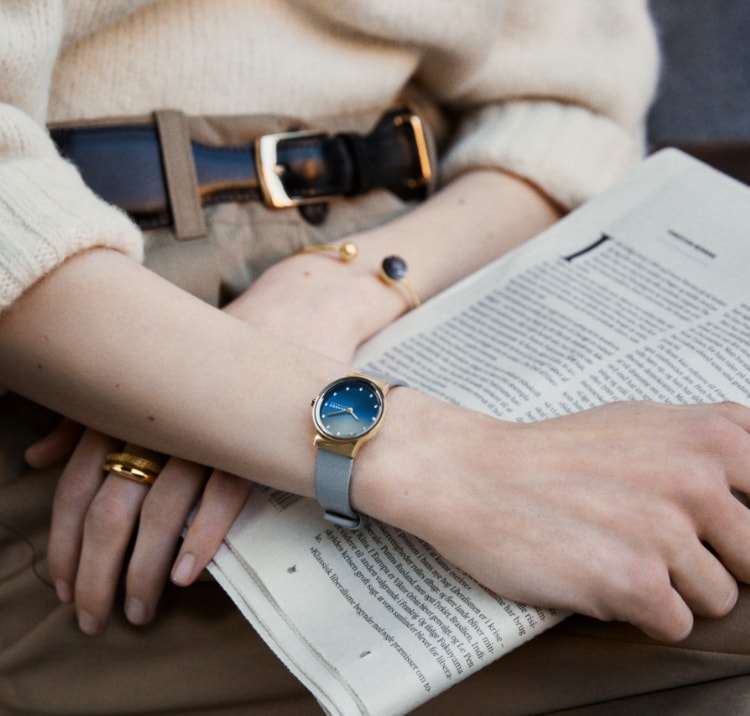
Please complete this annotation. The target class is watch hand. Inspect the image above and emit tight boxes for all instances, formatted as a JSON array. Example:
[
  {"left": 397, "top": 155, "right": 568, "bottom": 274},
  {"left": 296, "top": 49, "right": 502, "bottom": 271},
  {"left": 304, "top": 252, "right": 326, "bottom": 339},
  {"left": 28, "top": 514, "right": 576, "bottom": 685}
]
[
  {"left": 323, "top": 409, "right": 349, "bottom": 418},
  {"left": 322, "top": 407, "right": 360, "bottom": 420}
]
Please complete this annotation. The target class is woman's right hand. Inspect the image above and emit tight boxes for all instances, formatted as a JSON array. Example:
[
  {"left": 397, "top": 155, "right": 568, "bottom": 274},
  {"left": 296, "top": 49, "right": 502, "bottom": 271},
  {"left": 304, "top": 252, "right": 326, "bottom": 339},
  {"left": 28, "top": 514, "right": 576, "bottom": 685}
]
[{"left": 365, "top": 393, "right": 750, "bottom": 643}]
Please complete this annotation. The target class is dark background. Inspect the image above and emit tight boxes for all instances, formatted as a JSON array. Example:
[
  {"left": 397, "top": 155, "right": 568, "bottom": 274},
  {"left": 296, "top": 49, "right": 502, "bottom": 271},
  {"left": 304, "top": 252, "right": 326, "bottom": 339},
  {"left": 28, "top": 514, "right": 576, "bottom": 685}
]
[{"left": 647, "top": 0, "right": 750, "bottom": 181}]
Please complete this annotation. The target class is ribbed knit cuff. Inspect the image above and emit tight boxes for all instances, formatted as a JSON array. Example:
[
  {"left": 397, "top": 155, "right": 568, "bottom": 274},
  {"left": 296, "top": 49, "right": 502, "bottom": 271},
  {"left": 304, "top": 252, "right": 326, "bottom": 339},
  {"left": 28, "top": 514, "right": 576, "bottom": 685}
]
[
  {"left": 0, "top": 156, "right": 143, "bottom": 309},
  {"left": 441, "top": 101, "right": 648, "bottom": 210}
]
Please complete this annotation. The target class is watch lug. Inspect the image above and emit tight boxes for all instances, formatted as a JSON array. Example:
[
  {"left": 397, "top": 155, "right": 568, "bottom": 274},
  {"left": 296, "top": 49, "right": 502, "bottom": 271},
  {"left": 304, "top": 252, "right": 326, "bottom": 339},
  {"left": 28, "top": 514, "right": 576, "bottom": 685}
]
[
  {"left": 313, "top": 435, "right": 358, "bottom": 458},
  {"left": 349, "top": 371, "right": 390, "bottom": 393}
]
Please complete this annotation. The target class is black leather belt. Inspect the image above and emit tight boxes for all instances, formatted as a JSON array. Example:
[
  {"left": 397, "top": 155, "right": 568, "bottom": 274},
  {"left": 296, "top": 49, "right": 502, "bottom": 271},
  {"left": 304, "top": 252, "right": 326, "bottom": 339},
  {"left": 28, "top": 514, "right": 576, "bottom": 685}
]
[{"left": 50, "top": 108, "right": 433, "bottom": 238}]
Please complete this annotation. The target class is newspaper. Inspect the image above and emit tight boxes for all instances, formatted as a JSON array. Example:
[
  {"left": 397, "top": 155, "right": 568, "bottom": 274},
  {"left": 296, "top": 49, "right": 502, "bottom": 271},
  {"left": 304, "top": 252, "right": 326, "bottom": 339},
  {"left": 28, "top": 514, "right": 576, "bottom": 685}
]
[{"left": 210, "top": 150, "right": 750, "bottom": 714}]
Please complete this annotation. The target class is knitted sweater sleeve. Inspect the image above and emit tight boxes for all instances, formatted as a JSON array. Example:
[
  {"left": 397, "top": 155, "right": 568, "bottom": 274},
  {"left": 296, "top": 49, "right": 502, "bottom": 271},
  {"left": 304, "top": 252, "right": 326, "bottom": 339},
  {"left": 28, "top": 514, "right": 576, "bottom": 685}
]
[
  {"left": 0, "top": 2, "right": 143, "bottom": 311},
  {"left": 420, "top": 0, "right": 660, "bottom": 209}
]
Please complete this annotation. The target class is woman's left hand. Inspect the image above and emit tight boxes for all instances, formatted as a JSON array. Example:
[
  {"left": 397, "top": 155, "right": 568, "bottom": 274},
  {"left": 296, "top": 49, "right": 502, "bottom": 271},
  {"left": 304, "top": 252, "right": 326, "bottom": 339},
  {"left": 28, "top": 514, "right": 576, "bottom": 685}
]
[{"left": 32, "top": 425, "right": 250, "bottom": 634}]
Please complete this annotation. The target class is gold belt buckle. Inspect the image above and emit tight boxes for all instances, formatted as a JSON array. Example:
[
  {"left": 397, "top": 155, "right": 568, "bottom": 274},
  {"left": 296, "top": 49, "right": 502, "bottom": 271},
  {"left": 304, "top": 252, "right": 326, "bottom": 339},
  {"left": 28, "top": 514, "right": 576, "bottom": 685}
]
[
  {"left": 255, "top": 129, "right": 327, "bottom": 209},
  {"left": 256, "top": 111, "right": 433, "bottom": 209},
  {"left": 392, "top": 111, "right": 433, "bottom": 189}
]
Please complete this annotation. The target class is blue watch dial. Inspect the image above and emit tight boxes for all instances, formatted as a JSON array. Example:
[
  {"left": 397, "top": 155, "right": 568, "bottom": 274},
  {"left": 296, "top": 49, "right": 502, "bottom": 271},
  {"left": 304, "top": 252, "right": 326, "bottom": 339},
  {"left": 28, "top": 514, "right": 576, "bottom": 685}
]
[{"left": 314, "top": 376, "right": 384, "bottom": 440}]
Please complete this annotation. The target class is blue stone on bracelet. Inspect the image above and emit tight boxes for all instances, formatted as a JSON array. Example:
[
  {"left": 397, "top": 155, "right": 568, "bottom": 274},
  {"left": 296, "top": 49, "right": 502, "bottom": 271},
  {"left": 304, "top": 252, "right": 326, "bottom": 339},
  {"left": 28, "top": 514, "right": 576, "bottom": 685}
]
[{"left": 381, "top": 255, "right": 408, "bottom": 280}]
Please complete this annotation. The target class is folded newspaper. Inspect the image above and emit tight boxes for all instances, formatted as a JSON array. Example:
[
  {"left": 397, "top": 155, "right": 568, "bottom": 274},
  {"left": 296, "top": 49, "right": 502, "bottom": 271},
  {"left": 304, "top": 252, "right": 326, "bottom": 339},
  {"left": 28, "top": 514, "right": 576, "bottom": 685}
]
[{"left": 209, "top": 149, "right": 750, "bottom": 714}]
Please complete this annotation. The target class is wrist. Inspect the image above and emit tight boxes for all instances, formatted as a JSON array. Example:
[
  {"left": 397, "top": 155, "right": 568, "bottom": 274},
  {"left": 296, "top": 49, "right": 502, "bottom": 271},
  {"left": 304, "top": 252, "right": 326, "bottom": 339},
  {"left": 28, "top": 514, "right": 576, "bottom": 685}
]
[
  {"left": 308, "top": 376, "right": 430, "bottom": 533},
  {"left": 351, "top": 387, "right": 528, "bottom": 545},
  {"left": 356, "top": 388, "right": 466, "bottom": 541},
  {"left": 288, "top": 240, "right": 413, "bottom": 339}
]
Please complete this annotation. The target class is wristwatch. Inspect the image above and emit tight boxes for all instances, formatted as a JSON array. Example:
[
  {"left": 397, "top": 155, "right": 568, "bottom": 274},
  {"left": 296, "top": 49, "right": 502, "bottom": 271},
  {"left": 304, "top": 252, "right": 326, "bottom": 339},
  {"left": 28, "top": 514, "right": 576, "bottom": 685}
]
[{"left": 311, "top": 372, "right": 403, "bottom": 529}]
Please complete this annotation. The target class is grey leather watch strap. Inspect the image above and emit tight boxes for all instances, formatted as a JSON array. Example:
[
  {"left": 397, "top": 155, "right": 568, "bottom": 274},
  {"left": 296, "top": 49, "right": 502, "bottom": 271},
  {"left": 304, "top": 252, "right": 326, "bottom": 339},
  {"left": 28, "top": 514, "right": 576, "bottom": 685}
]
[{"left": 315, "top": 449, "right": 361, "bottom": 529}]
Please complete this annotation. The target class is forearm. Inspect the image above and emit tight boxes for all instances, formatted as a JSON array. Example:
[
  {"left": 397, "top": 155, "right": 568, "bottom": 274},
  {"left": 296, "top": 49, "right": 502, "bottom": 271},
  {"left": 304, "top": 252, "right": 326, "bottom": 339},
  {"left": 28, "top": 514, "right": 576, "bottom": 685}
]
[
  {"left": 0, "top": 246, "right": 504, "bottom": 539},
  {"left": 8, "top": 219, "right": 750, "bottom": 648},
  {"left": 357, "top": 168, "right": 562, "bottom": 302},
  {"left": 0, "top": 168, "right": 557, "bottom": 501},
  {"left": 0, "top": 249, "right": 343, "bottom": 496},
  {"left": 236, "top": 169, "right": 563, "bottom": 356}
]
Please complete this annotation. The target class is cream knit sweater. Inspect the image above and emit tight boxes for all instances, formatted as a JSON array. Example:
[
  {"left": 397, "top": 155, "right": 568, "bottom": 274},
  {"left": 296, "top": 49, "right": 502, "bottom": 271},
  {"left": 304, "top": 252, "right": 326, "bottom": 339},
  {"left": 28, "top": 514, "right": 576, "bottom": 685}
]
[{"left": 0, "top": 0, "right": 659, "bottom": 309}]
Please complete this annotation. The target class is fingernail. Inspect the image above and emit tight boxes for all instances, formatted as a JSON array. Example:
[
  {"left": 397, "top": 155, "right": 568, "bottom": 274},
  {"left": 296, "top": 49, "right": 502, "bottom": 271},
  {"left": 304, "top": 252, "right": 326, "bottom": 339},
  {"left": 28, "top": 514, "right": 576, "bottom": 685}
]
[
  {"left": 55, "top": 579, "right": 73, "bottom": 603},
  {"left": 78, "top": 610, "right": 100, "bottom": 636},
  {"left": 125, "top": 597, "right": 150, "bottom": 626},
  {"left": 171, "top": 553, "right": 196, "bottom": 586}
]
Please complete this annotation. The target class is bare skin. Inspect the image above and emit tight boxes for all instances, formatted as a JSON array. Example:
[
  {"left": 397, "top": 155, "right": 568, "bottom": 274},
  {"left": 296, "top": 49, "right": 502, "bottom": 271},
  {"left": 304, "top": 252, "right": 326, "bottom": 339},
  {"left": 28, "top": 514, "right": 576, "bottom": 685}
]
[{"left": 10, "top": 170, "right": 750, "bottom": 642}]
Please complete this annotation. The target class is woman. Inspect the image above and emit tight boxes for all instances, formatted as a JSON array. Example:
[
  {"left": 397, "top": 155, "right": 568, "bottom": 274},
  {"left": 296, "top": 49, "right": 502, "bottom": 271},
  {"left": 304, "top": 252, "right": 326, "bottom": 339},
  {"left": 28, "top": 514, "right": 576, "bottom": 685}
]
[{"left": 2, "top": 2, "right": 750, "bottom": 714}]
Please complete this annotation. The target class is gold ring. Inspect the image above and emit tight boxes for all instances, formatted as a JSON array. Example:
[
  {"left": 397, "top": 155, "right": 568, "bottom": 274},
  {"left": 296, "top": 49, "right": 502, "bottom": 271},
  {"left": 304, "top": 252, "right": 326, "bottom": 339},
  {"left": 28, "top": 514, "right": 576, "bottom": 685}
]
[
  {"left": 102, "top": 452, "right": 163, "bottom": 486},
  {"left": 378, "top": 255, "right": 420, "bottom": 309},
  {"left": 293, "top": 241, "right": 358, "bottom": 262}
]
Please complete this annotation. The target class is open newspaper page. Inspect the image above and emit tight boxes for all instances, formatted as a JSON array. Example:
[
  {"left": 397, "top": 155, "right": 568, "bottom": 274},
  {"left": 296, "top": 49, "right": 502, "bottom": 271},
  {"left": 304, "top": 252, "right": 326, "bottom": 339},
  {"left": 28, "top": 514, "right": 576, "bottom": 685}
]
[{"left": 209, "top": 150, "right": 750, "bottom": 715}]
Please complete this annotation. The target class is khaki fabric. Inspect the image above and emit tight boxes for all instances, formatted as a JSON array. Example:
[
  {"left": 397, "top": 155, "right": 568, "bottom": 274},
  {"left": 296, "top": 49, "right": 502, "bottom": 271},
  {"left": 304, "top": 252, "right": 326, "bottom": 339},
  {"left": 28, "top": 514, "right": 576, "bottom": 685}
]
[
  {"left": 416, "top": 604, "right": 750, "bottom": 715},
  {"left": 4, "top": 394, "right": 750, "bottom": 715},
  {"left": 2, "top": 189, "right": 750, "bottom": 714},
  {"left": 0, "top": 395, "right": 317, "bottom": 716},
  {"left": 143, "top": 189, "right": 411, "bottom": 307}
]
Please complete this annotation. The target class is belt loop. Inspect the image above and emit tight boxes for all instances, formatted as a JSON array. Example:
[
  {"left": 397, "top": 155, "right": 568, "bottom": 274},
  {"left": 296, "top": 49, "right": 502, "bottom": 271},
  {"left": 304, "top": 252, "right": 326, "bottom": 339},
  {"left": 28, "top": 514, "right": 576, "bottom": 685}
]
[{"left": 154, "top": 109, "right": 207, "bottom": 240}]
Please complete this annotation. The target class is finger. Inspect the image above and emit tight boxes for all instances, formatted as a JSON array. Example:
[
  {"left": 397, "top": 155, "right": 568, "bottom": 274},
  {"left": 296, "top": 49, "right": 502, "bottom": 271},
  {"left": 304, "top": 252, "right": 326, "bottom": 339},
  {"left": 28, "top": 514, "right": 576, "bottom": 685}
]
[
  {"left": 123, "top": 458, "right": 208, "bottom": 626},
  {"left": 25, "top": 417, "right": 85, "bottom": 468},
  {"left": 713, "top": 400, "right": 750, "bottom": 434},
  {"left": 701, "top": 493, "right": 750, "bottom": 586},
  {"left": 603, "top": 557, "right": 695, "bottom": 642},
  {"left": 660, "top": 404, "right": 750, "bottom": 590},
  {"left": 171, "top": 470, "right": 253, "bottom": 586},
  {"left": 74, "top": 471, "right": 150, "bottom": 635},
  {"left": 669, "top": 536, "right": 738, "bottom": 619},
  {"left": 47, "top": 429, "right": 121, "bottom": 603},
  {"left": 692, "top": 403, "right": 750, "bottom": 495},
  {"left": 631, "top": 586, "right": 695, "bottom": 643}
]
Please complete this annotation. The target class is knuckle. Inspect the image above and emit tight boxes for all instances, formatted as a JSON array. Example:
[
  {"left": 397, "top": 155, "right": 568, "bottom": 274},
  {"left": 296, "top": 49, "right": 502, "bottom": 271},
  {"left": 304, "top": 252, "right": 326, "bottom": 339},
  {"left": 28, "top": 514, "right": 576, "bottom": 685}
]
[
  {"left": 625, "top": 555, "right": 672, "bottom": 605},
  {"left": 629, "top": 555, "right": 669, "bottom": 597},
  {"left": 53, "top": 486, "right": 86, "bottom": 516},
  {"left": 139, "top": 492, "right": 167, "bottom": 527},
  {"left": 718, "top": 400, "right": 749, "bottom": 417},
  {"left": 672, "top": 415, "right": 746, "bottom": 498},
  {"left": 85, "top": 493, "right": 133, "bottom": 536},
  {"left": 126, "top": 559, "right": 158, "bottom": 591},
  {"left": 590, "top": 553, "right": 662, "bottom": 621},
  {"left": 693, "top": 411, "right": 744, "bottom": 454},
  {"left": 139, "top": 491, "right": 189, "bottom": 538},
  {"left": 55, "top": 467, "right": 95, "bottom": 505}
]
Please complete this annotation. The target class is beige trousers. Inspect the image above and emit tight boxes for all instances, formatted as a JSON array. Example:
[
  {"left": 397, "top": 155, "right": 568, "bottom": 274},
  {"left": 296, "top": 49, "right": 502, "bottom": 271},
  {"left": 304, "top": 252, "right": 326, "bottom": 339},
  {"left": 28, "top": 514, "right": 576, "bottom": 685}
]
[{"left": 2, "top": 188, "right": 750, "bottom": 715}]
